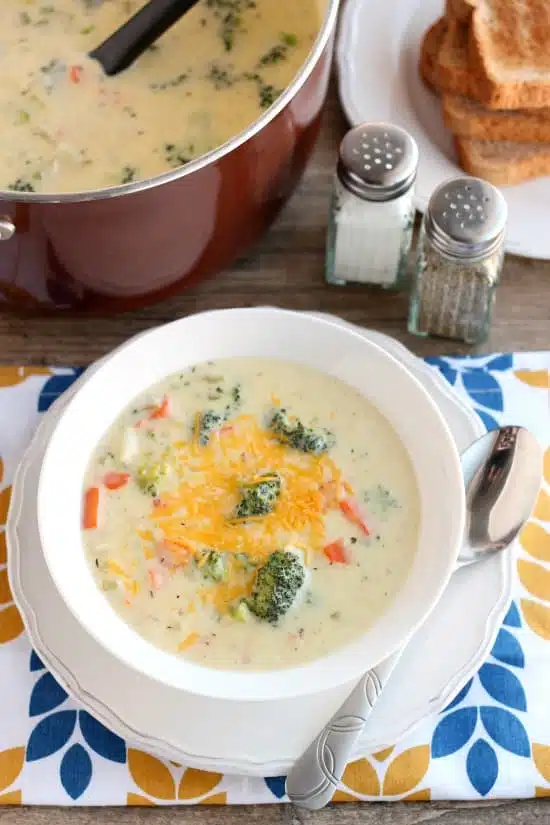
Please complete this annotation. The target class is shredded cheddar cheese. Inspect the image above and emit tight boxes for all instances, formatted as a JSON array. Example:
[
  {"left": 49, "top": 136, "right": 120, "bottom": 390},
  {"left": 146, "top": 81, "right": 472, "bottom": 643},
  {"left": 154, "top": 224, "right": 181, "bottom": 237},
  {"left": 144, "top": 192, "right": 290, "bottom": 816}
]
[
  {"left": 200, "top": 578, "right": 253, "bottom": 614},
  {"left": 107, "top": 561, "right": 130, "bottom": 580},
  {"left": 150, "top": 414, "right": 343, "bottom": 562},
  {"left": 178, "top": 632, "right": 199, "bottom": 651}
]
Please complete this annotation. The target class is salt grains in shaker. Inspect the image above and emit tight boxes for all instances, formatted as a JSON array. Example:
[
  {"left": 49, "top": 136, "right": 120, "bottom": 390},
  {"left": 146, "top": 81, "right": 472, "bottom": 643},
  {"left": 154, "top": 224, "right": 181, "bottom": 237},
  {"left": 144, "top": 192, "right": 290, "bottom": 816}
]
[
  {"left": 408, "top": 177, "right": 507, "bottom": 344},
  {"left": 325, "top": 123, "right": 418, "bottom": 288}
]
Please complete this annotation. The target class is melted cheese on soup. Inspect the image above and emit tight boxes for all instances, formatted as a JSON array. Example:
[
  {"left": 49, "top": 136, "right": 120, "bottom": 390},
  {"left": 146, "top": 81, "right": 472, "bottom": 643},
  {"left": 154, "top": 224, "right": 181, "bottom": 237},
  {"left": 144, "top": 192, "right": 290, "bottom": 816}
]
[
  {"left": 83, "top": 358, "right": 420, "bottom": 671},
  {"left": 0, "top": 0, "right": 321, "bottom": 194}
]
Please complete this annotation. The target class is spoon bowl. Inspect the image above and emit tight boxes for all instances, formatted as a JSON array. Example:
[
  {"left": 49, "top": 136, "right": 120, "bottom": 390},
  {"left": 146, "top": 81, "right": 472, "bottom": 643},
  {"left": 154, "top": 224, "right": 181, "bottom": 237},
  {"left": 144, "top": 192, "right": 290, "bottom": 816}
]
[{"left": 458, "top": 426, "right": 543, "bottom": 567}]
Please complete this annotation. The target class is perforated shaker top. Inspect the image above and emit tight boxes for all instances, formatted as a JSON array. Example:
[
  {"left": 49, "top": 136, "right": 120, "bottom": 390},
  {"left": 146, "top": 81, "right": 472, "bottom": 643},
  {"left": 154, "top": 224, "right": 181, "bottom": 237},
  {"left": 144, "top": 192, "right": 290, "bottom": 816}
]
[
  {"left": 424, "top": 177, "right": 508, "bottom": 260},
  {"left": 337, "top": 123, "right": 419, "bottom": 202}
]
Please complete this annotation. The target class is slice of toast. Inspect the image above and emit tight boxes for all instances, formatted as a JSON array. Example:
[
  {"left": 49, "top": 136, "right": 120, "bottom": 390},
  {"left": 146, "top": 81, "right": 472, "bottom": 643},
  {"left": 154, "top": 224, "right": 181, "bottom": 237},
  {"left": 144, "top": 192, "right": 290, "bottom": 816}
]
[
  {"left": 468, "top": 0, "right": 550, "bottom": 109},
  {"left": 456, "top": 136, "right": 550, "bottom": 184},
  {"left": 420, "top": 18, "right": 446, "bottom": 91},
  {"left": 436, "top": 19, "right": 472, "bottom": 97},
  {"left": 443, "top": 94, "right": 550, "bottom": 142}
]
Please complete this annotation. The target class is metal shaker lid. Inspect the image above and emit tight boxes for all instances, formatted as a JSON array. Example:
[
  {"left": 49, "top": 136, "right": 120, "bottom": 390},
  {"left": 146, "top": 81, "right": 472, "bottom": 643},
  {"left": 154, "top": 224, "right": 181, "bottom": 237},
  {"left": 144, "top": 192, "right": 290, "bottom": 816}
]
[
  {"left": 424, "top": 176, "right": 508, "bottom": 260},
  {"left": 337, "top": 122, "right": 418, "bottom": 202}
]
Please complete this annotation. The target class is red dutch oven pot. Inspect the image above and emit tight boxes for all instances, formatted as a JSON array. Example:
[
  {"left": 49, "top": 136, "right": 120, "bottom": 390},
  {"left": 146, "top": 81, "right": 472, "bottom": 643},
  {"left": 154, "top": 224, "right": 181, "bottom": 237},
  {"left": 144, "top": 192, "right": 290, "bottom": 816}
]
[{"left": 0, "top": 0, "right": 339, "bottom": 314}]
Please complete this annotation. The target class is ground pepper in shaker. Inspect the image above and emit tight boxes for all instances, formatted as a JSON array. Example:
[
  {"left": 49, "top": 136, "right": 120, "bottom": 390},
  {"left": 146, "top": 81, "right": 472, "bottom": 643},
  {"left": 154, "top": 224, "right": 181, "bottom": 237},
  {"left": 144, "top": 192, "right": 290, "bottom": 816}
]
[
  {"left": 325, "top": 123, "right": 418, "bottom": 288},
  {"left": 408, "top": 176, "right": 507, "bottom": 344}
]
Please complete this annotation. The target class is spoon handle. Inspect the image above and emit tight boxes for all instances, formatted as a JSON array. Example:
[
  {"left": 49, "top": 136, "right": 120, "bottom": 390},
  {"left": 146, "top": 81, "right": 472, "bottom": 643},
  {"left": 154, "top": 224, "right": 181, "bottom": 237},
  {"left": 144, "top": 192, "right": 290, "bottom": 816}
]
[
  {"left": 90, "top": 0, "right": 200, "bottom": 76},
  {"left": 285, "top": 655, "right": 400, "bottom": 809}
]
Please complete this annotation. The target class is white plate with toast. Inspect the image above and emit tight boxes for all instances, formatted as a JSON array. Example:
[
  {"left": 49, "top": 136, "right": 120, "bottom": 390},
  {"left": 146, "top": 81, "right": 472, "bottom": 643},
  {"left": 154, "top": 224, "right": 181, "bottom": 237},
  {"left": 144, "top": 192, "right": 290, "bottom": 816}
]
[{"left": 336, "top": 0, "right": 550, "bottom": 259}]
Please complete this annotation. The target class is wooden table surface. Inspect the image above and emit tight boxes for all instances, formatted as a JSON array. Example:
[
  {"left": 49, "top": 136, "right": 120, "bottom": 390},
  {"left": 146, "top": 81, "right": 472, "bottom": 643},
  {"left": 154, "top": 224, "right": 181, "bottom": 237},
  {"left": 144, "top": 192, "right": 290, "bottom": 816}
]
[{"left": 1, "top": 82, "right": 549, "bottom": 825}]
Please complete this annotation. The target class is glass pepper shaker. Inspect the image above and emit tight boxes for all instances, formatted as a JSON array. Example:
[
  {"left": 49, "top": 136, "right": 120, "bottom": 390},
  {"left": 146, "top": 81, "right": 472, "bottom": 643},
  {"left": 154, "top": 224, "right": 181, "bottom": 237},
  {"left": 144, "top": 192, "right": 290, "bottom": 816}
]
[
  {"left": 325, "top": 122, "right": 419, "bottom": 289},
  {"left": 408, "top": 176, "right": 507, "bottom": 344}
]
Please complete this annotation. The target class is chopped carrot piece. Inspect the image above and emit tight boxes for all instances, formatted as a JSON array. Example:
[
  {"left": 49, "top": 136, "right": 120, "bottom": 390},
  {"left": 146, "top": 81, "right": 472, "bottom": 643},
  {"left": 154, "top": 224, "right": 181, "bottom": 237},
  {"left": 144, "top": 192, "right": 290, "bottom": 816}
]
[
  {"left": 161, "top": 540, "right": 192, "bottom": 566},
  {"left": 148, "top": 567, "right": 164, "bottom": 591},
  {"left": 339, "top": 497, "right": 370, "bottom": 536},
  {"left": 83, "top": 487, "right": 100, "bottom": 529},
  {"left": 219, "top": 425, "right": 234, "bottom": 436},
  {"left": 178, "top": 632, "right": 199, "bottom": 651},
  {"left": 149, "top": 395, "right": 171, "bottom": 420},
  {"left": 134, "top": 395, "right": 172, "bottom": 428},
  {"left": 323, "top": 539, "right": 348, "bottom": 564},
  {"left": 103, "top": 471, "right": 130, "bottom": 490},
  {"left": 69, "top": 65, "right": 82, "bottom": 84}
]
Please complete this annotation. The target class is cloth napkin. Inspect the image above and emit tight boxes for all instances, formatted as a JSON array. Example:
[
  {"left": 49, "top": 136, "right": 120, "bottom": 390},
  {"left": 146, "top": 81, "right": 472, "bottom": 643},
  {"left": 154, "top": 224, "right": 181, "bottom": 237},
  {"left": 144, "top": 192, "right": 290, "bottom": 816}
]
[{"left": 0, "top": 351, "right": 548, "bottom": 805}]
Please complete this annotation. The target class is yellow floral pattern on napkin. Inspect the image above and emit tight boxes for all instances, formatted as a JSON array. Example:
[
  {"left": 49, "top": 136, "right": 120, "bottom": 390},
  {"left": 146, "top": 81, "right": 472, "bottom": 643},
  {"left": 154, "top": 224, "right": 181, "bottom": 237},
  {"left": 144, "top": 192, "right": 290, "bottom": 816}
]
[
  {"left": 520, "top": 449, "right": 550, "bottom": 641},
  {"left": 127, "top": 751, "right": 225, "bottom": 805}
]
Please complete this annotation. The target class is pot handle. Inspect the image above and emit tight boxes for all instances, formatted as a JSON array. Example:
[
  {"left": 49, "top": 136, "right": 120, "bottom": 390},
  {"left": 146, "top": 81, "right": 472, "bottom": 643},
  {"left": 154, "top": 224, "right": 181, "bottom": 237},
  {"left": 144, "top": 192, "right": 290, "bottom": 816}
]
[{"left": 0, "top": 216, "right": 16, "bottom": 241}]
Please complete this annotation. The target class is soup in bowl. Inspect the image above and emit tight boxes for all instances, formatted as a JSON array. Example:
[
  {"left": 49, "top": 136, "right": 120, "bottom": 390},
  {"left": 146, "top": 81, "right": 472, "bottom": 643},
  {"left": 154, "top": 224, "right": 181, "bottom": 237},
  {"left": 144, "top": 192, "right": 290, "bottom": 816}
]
[{"left": 38, "top": 309, "right": 465, "bottom": 700}]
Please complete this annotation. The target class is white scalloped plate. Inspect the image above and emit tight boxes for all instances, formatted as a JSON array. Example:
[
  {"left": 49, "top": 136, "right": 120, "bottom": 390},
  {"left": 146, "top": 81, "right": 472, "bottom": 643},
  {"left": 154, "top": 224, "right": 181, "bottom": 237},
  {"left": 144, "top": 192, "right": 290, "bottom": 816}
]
[
  {"left": 7, "top": 317, "right": 512, "bottom": 776},
  {"left": 336, "top": 0, "right": 550, "bottom": 260}
]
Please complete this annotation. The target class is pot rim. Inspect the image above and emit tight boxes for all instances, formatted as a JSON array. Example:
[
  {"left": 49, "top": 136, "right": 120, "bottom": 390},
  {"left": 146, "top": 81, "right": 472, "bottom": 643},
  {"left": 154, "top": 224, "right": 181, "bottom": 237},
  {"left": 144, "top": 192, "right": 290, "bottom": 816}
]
[{"left": 0, "top": 0, "right": 340, "bottom": 206}]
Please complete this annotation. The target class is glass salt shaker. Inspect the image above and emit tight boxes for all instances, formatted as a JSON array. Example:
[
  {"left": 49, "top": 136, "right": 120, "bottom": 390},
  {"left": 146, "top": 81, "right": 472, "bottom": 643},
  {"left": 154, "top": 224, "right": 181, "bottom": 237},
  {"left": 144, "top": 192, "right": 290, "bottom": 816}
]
[
  {"left": 325, "top": 122, "right": 418, "bottom": 289},
  {"left": 408, "top": 177, "right": 507, "bottom": 344}
]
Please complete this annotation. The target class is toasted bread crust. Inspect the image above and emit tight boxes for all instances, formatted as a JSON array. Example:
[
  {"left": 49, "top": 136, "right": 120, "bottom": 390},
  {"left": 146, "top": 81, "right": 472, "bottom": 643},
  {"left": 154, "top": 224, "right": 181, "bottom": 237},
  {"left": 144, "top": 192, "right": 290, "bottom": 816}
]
[
  {"left": 443, "top": 94, "right": 550, "bottom": 142},
  {"left": 456, "top": 136, "right": 550, "bottom": 184},
  {"left": 445, "top": 0, "right": 477, "bottom": 23},
  {"left": 420, "top": 18, "right": 446, "bottom": 91}
]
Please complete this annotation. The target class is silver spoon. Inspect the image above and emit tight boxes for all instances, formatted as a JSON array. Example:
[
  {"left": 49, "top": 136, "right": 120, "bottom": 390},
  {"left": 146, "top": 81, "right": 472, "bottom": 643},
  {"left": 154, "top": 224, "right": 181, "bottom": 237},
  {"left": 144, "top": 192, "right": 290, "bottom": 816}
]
[{"left": 286, "top": 425, "right": 542, "bottom": 810}]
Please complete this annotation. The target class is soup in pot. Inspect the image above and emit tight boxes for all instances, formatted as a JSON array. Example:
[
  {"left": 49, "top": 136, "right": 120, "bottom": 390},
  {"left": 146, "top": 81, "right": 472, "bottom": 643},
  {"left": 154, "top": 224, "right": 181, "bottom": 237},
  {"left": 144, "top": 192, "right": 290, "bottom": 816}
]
[
  {"left": 82, "top": 358, "right": 420, "bottom": 671},
  {"left": 1, "top": 0, "right": 321, "bottom": 194}
]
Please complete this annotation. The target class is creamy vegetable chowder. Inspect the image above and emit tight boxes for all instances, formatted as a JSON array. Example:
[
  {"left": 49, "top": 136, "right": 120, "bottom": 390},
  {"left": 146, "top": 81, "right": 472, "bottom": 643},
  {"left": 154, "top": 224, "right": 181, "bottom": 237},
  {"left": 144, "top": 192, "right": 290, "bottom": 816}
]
[
  {"left": 82, "top": 358, "right": 420, "bottom": 670},
  {"left": 1, "top": 0, "right": 321, "bottom": 194}
]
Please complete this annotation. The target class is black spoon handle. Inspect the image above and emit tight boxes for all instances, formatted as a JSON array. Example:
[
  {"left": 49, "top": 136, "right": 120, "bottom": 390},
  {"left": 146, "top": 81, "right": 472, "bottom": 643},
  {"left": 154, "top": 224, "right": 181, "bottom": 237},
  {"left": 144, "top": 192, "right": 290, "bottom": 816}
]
[{"left": 89, "top": 0, "right": 200, "bottom": 77}]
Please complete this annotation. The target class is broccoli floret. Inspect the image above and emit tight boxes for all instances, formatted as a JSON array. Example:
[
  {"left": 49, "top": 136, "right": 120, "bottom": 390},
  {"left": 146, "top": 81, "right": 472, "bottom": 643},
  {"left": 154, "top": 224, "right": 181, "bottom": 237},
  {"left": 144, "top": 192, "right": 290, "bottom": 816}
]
[
  {"left": 229, "top": 599, "right": 251, "bottom": 622},
  {"left": 247, "top": 550, "right": 305, "bottom": 624},
  {"left": 197, "top": 384, "right": 241, "bottom": 445},
  {"left": 270, "top": 409, "right": 334, "bottom": 455},
  {"left": 199, "top": 550, "right": 227, "bottom": 582},
  {"left": 235, "top": 474, "right": 281, "bottom": 519},
  {"left": 198, "top": 410, "right": 224, "bottom": 445},
  {"left": 135, "top": 461, "right": 167, "bottom": 496}
]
